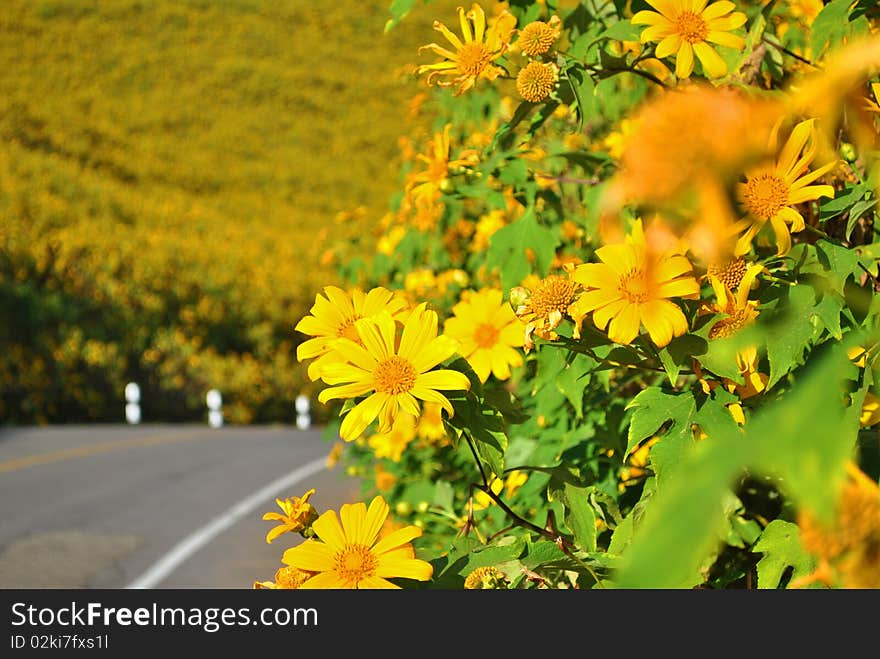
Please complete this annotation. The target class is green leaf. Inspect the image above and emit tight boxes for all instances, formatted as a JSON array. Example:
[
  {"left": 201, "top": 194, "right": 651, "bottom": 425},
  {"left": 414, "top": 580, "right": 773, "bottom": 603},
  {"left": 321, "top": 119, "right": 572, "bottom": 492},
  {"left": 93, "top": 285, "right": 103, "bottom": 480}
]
[
  {"left": 752, "top": 520, "right": 817, "bottom": 589},
  {"left": 565, "top": 67, "right": 597, "bottom": 131},
  {"left": 819, "top": 181, "right": 869, "bottom": 223},
  {"left": 384, "top": 0, "right": 417, "bottom": 32},
  {"left": 811, "top": 0, "right": 856, "bottom": 60},
  {"left": 765, "top": 284, "right": 815, "bottom": 390},
  {"left": 625, "top": 387, "right": 696, "bottom": 458},
  {"left": 599, "top": 20, "right": 642, "bottom": 42},
  {"left": 486, "top": 208, "right": 559, "bottom": 291},
  {"left": 554, "top": 353, "right": 595, "bottom": 418},
  {"left": 614, "top": 343, "right": 858, "bottom": 588},
  {"left": 657, "top": 333, "right": 708, "bottom": 385},
  {"left": 547, "top": 477, "right": 597, "bottom": 552}
]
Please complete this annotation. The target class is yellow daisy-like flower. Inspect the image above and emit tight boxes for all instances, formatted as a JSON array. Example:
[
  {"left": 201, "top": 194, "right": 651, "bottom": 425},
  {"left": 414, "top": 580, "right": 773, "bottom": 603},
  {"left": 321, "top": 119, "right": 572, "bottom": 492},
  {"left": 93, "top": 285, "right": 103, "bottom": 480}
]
[
  {"left": 632, "top": 0, "right": 748, "bottom": 79},
  {"left": 417, "top": 3, "right": 517, "bottom": 96},
  {"left": 705, "top": 261, "right": 763, "bottom": 340},
  {"left": 317, "top": 303, "right": 471, "bottom": 441},
  {"left": 416, "top": 401, "right": 448, "bottom": 444},
  {"left": 253, "top": 565, "right": 315, "bottom": 590},
  {"left": 515, "top": 16, "right": 562, "bottom": 57},
  {"left": 262, "top": 488, "right": 319, "bottom": 544},
  {"left": 516, "top": 61, "right": 558, "bottom": 103},
  {"left": 368, "top": 413, "right": 417, "bottom": 463},
  {"left": 511, "top": 273, "right": 582, "bottom": 351},
  {"left": 295, "top": 286, "right": 410, "bottom": 380},
  {"left": 733, "top": 118, "right": 837, "bottom": 256},
  {"left": 443, "top": 288, "right": 524, "bottom": 383},
  {"left": 405, "top": 124, "right": 479, "bottom": 203},
  {"left": 282, "top": 495, "right": 434, "bottom": 589},
  {"left": 568, "top": 220, "right": 700, "bottom": 348}
]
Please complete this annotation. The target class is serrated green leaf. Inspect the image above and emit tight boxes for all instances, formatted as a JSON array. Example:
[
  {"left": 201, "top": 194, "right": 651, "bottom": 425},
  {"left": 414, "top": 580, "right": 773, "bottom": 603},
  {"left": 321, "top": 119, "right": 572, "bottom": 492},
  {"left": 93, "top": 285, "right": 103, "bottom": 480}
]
[
  {"left": 752, "top": 520, "right": 817, "bottom": 589},
  {"left": 555, "top": 353, "right": 595, "bottom": 418},
  {"left": 486, "top": 209, "right": 559, "bottom": 290},
  {"left": 615, "top": 343, "right": 859, "bottom": 588},
  {"left": 625, "top": 387, "right": 696, "bottom": 458},
  {"left": 547, "top": 478, "right": 597, "bottom": 552},
  {"left": 766, "top": 284, "right": 815, "bottom": 389},
  {"left": 657, "top": 333, "right": 708, "bottom": 385}
]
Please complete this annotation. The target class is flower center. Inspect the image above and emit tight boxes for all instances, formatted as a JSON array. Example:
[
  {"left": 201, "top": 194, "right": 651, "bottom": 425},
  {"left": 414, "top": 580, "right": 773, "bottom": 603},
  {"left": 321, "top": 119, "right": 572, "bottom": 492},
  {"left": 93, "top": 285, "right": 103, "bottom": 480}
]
[
  {"left": 674, "top": 11, "right": 708, "bottom": 44},
  {"left": 709, "top": 308, "right": 752, "bottom": 339},
  {"left": 517, "top": 62, "right": 557, "bottom": 103},
  {"left": 457, "top": 41, "right": 492, "bottom": 77},
  {"left": 333, "top": 543, "right": 378, "bottom": 585},
  {"left": 337, "top": 316, "right": 362, "bottom": 343},
  {"left": 274, "top": 566, "right": 310, "bottom": 589},
  {"left": 707, "top": 257, "right": 748, "bottom": 291},
  {"left": 474, "top": 322, "right": 500, "bottom": 349},
  {"left": 529, "top": 275, "right": 578, "bottom": 318},
  {"left": 618, "top": 269, "right": 650, "bottom": 304},
  {"left": 374, "top": 356, "right": 417, "bottom": 395},
  {"left": 743, "top": 174, "right": 790, "bottom": 219},
  {"left": 519, "top": 22, "right": 556, "bottom": 56}
]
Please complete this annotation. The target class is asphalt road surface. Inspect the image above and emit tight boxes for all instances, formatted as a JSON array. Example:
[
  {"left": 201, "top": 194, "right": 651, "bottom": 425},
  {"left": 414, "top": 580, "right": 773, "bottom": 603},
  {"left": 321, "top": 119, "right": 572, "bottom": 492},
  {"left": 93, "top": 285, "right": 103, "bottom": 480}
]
[{"left": 0, "top": 424, "right": 361, "bottom": 589}]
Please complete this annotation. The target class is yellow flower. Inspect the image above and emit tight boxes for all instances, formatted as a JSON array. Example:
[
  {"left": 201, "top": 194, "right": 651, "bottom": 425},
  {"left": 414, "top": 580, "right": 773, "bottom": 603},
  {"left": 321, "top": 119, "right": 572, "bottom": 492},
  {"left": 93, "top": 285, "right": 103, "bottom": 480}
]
[
  {"left": 405, "top": 124, "right": 479, "bottom": 203},
  {"left": 569, "top": 219, "right": 700, "bottom": 348},
  {"left": 282, "top": 495, "right": 434, "bottom": 588},
  {"left": 511, "top": 273, "right": 581, "bottom": 351},
  {"left": 515, "top": 16, "right": 562, "bottom": 56},
  {"left": 374, "top": 464, "right": 397, "bottom": 492},
  {"left": 418, "top": 3, "right": 517, "bottom": 96},
  {"left": 473, "top": 470, "right": 527, "bottom": 510},
  {"left": 619, "top": 436, "right": 659, "bottom": 490},
  {"left": 705, "top": 261, "right": 763, "bottom": 340},
  {"left": 295, "top": 286, "right": 410, "bottom": 380},
  {"left": 464, "top": 565, "right": 509, "bottom": 589},
  {"left": 794, "top": 462, "right": 880, "bottom": 589},
  {"left": 472, "top": 475, "right": 504, "bottom": 510},
  {"left": 516, "top": 61, "right": 558, "bottom": 103},
  {"left": 733, "top": 118, "right": 837, "bottom": 256},
  {"left": 253, "top": 565, "right": 315, "bottom": 590},
  {"left": 603, "top": 118, "right": 637, "bottom": 160},
  {"left": 317, "top": 303, "right": 471, "bottom": 441},
  {"left": 860, "top": 391, "right": 880, "bottom": 428},
  {"left": 326, "top": 441, "right": 344, "bottom": 469},
  {"left": 368, "top": 413, "right": 417, "bottom": 462},
  {"left": 262, "top": 488, "right": 319, "bottom": 544},
  {"left": 632, "top": 0, "right": 748, "bottom": 79},
  {"left": 416, "top": 401, "right": 448, "bottom": 444},
  {"left": 443, "top": 288, "right": 524, "bottom": 382}
]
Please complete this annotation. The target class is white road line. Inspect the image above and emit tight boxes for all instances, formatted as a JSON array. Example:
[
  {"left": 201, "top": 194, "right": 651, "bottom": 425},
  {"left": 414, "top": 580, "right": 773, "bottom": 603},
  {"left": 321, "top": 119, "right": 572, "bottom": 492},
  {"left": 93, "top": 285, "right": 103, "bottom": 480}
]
[{"left": 127, "top": 456, "right": 327, "bottom": 589}]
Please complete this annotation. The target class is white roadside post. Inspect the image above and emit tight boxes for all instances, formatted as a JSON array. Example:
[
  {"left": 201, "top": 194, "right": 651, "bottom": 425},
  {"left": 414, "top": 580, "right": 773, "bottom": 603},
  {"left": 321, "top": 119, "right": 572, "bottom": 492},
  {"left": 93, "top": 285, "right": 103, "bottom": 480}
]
[
  {"left": 125, "top": 382, "right": 141, "bottom": 425},
  {"left": 206, "top": 389, "right": 223, "bottom": 429},
  {"left": 295, "top": 394, "right": 311, "bottom": 430}
]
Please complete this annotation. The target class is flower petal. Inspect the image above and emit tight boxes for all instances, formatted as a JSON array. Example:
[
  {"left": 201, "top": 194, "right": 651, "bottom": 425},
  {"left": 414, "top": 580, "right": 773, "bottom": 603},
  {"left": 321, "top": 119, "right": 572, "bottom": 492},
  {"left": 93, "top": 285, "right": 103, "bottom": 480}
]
[{"left": 283, "top": 539, "right": 335, "bottom": 572}]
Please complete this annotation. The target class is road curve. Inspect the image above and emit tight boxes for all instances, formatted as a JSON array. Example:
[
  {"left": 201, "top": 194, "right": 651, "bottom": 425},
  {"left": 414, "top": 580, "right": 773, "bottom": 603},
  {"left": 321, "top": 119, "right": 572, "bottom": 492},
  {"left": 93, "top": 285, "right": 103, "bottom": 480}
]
[{"left": 0, "top": 424, "right": 361, "bottom": 588}]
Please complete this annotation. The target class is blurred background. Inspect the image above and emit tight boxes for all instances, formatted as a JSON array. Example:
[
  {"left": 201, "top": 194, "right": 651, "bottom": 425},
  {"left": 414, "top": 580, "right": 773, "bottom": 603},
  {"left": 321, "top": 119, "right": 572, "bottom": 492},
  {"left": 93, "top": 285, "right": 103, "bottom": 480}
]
[{"left": 0, "top": 0, "right": 455, "bottom": 587}]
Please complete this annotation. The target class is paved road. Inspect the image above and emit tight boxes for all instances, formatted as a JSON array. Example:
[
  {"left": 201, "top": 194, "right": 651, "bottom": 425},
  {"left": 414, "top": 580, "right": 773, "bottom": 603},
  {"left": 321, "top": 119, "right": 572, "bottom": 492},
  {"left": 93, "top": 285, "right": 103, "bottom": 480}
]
[{"left": 0, "top": 424, "right": 361, "bottom": 589}]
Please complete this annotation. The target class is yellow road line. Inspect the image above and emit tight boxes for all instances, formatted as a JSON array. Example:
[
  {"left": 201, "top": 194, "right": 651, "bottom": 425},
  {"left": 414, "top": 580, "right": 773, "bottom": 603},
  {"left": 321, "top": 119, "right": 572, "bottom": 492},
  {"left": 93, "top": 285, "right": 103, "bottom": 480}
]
[{"left": 0, "top": 429, "right": 221, "bottom": 474}]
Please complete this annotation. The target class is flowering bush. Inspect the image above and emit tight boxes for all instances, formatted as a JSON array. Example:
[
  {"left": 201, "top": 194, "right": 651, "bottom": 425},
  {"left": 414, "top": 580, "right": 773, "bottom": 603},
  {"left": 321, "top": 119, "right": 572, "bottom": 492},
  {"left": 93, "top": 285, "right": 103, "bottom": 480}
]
[{"left": 264, "top": 0, "right": 880, "bottom": 589}]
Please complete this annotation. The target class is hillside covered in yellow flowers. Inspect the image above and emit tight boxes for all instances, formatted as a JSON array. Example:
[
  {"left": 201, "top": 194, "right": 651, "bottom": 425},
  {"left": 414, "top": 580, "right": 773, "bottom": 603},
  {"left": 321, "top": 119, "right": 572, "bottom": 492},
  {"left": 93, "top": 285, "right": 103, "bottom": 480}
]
[{"left": 0, "top": 0, "right": 456, "bottom": 423}]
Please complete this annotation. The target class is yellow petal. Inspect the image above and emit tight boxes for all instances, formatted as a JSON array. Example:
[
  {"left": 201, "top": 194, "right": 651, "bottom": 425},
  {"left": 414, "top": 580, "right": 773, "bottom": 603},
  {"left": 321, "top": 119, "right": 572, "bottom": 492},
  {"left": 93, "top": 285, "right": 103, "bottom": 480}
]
[
  {"left": 339, "top": 500, "right": 367, "bottom": 545},
  {"left": 607, "top": 303, "right": 641, "bottom": 345},
  {"left": 693, "top": 41, "right": 728, "bottom": 79},
  {"left": 283, "top": 539, "right": 335, "bottom": 572},
  {"left": 675, "top": 42, "right": 695, "bottom": 79},
  {"left": 362, "top": 496, "right": 389, "bottom": 547}
]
